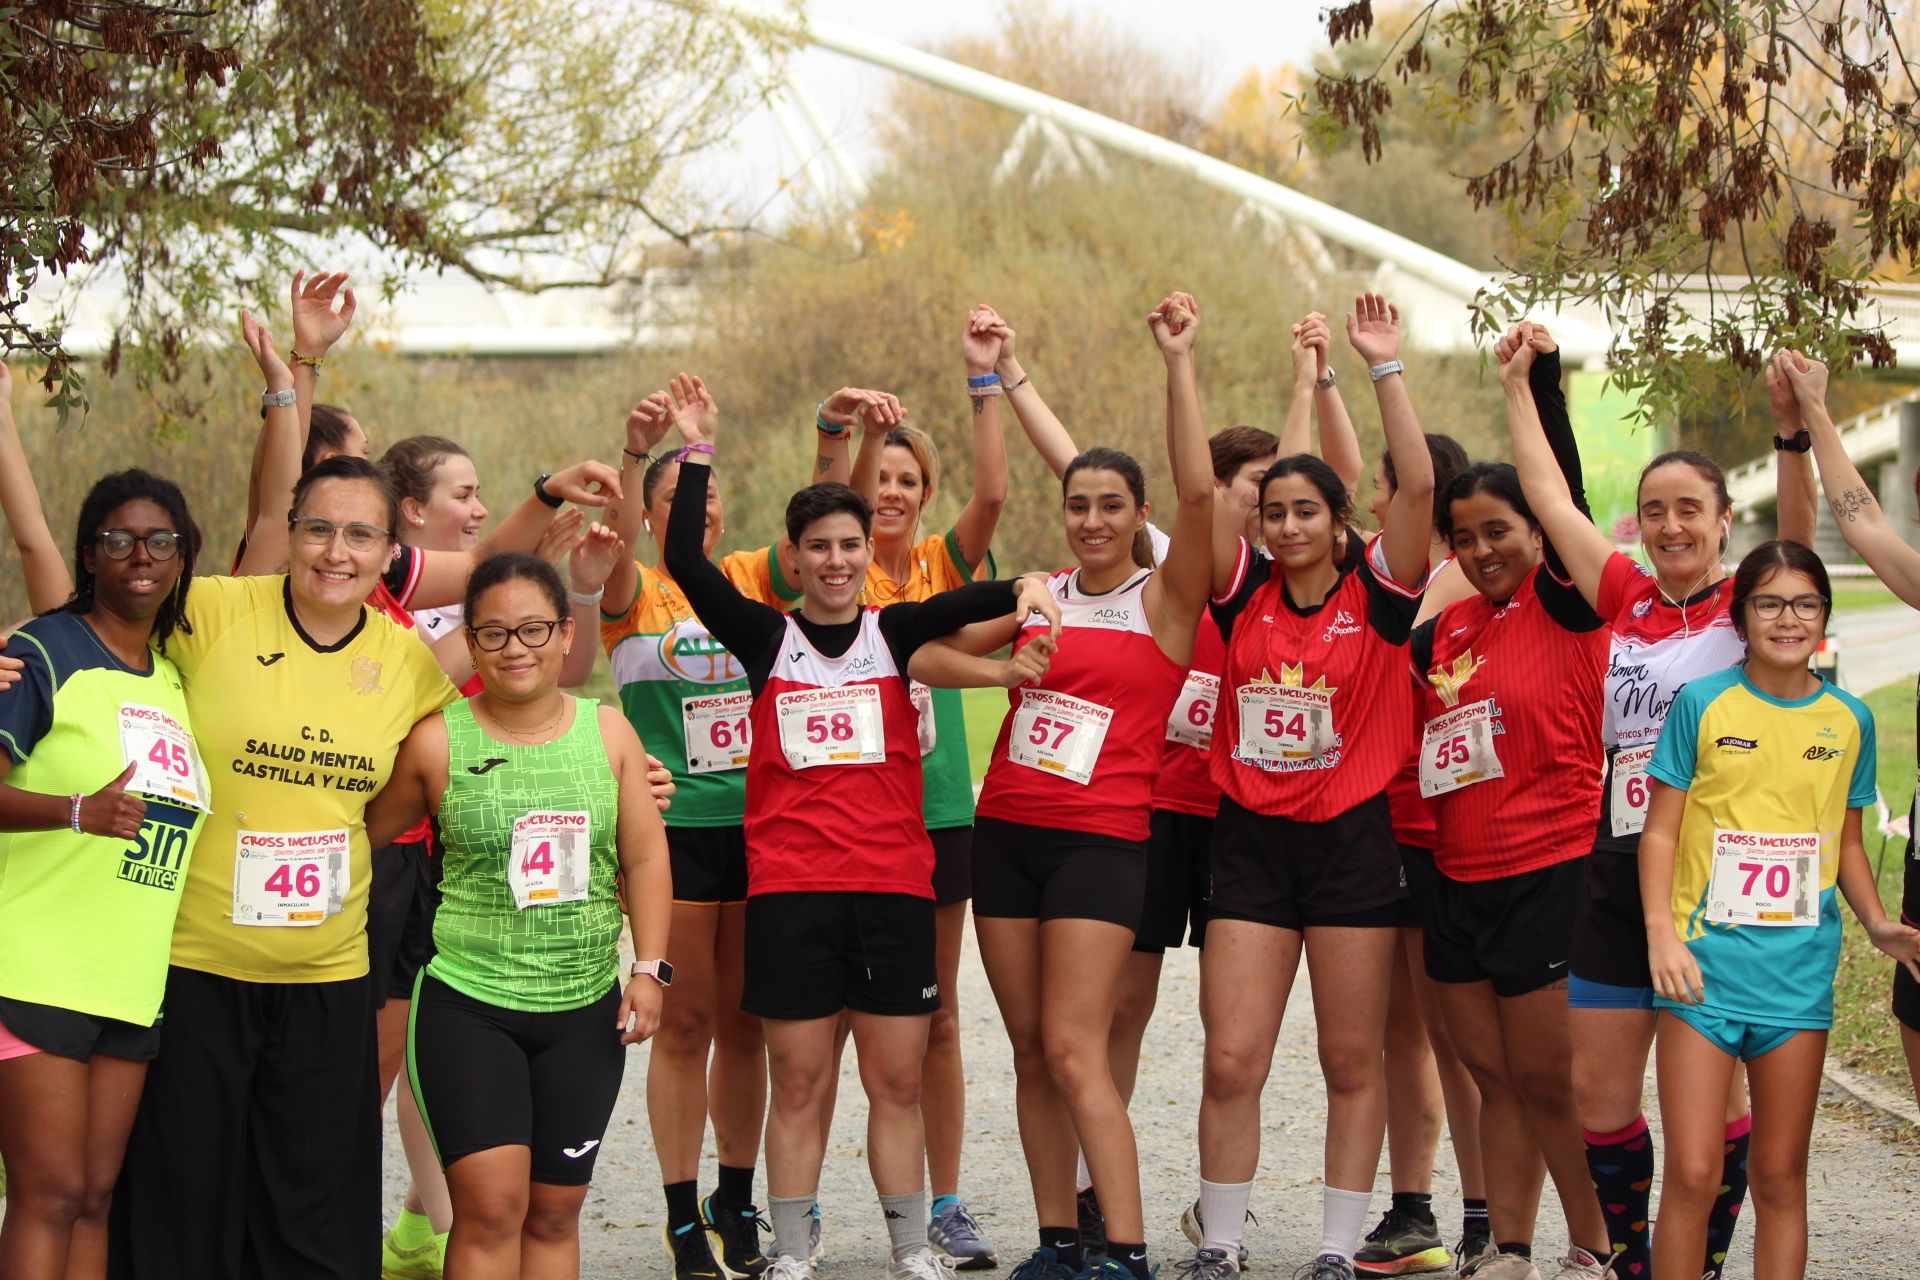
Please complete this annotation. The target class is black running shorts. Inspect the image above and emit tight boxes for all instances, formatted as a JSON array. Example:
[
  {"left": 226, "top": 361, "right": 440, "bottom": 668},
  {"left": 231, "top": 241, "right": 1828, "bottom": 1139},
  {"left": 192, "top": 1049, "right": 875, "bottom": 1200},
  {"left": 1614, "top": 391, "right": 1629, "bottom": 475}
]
[
  {"left": 1134, "top": 808, "right": 1214, "bottom": 953},
  {"left": 668, "top": 825, "right": 750, "bottom": 905},
  {"left": 970, "top": 816, "right": 1149, "bottom": 930},
  {"left": 368, "top": 837, "right": 440, "bottom": 1005},
  {"left": 742, "top": 890, "right": 939, "bottom": 1021},
  {"left": 1208, "top": 792, "right": 1405, "bottom": 930},
  {"left": 1423, "top": 856, "right": 1587, "bottom": 997},
  {"left": 929, "top": 824, "right": 974, "bottom": 908}
]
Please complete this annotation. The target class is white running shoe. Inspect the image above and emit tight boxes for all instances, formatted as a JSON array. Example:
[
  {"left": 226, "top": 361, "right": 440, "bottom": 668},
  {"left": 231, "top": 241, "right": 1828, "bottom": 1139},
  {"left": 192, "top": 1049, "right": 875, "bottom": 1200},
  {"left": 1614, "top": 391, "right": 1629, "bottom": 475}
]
[
  {"left": 1548, "top": 1246, "right": 1615, "bottom": 1280},
  {"left": 765, "top": 1255, "right": 815, "bottom": 1280},
  {"left": 1457, "top": 1244, "right": 1542, "bottom": 1280},
  {"left": 1179, "top": 1200, "right": 1251, "bottom": 1268},
  {"left": 892, "top": 1247, "right": 961, "bottom": 1280}
]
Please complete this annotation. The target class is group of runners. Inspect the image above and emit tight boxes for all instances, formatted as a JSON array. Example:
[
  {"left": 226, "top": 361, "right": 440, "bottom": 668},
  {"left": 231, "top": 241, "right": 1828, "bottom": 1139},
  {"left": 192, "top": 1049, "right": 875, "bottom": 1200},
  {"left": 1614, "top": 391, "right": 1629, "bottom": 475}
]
[{"left": 0, "top": 271, "right": 1914, "bottom": 1280}]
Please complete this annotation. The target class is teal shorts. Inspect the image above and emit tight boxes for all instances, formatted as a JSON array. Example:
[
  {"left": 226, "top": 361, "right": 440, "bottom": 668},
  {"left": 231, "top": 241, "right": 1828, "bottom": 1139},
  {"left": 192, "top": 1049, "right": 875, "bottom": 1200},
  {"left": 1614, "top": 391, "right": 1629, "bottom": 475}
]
[{"left": 1659, "top": 1003, "right": 1811, "bottom": 1060}]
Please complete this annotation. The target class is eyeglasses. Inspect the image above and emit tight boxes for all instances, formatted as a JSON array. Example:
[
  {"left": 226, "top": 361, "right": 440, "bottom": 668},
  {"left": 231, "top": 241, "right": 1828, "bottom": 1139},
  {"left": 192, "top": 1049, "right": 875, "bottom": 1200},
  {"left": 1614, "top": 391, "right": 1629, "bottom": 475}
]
[
  {"left": 95, "top": 530, "right": 181, "bottom": 561},
  {"left": 1746, "top": 593, "right": 1828, "bottom": 620},
  {"left": 471, "top": 620, "right": 562, "bottom": 651},
  {"left": 290, "top": 516, "right": 391, "bottom": 552}
]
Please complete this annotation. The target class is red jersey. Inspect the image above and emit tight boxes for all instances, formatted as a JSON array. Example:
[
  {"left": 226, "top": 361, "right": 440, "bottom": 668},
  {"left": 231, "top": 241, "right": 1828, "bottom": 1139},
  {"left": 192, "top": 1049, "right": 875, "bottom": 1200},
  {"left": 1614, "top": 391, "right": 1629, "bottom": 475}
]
[
  {"left": 1412, "top": 565, "right": 1608, "bottom": 881},
  {"left": 1152, "top": 616, "right": 1226, "bottom": 818},
  {"left": 1385, "top": 697, "right": 1437, "bottom": 849},
  {"left": 1211, "top": 536, "right": 1425, "bottom": 821},
  {"left": 368, "top": 553, "right": 439, "bottom": 846},
  {"left": 745, "top": 611, "right": 932, "bottom": 898},
  {"left": 976, "top": 567, "right": 1186, "bottom": 842}
]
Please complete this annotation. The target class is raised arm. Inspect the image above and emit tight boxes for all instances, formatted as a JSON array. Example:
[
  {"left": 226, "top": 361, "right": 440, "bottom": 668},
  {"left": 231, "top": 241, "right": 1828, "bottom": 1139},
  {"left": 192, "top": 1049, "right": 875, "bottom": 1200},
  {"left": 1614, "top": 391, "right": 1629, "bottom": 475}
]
[
  {"left": 1278, "top": 320, "right": 1317, "bottom": 457},
  {"left": 1346, "top": 294, "right": 1433, "bottom": 588},
  {"left": 561, "top": 522, "right": 621, "bottom": 687},
  {"left": 289, "top": 270, "right": 355, "bottom": 475},
  {"left": 952, "top": 307, "right": 1011, "bottom": 568},
  {"left": 1781, "top": 349, "right": 1920, "bottom": 607},
  {"left": 1499, "top": 323, "right": 1612, "bottom": 607},
  {"left": 1766, "top": 357, "right": 1818, "bottom": 547},
  {"left": 602, "top": 392, "right": 676, "bottom": 616},
  {"left": 407, "top": 459, "right": 621, "bottom": 610},
  {"left": 235, "top": 309, "right": 300, "bottom": 577},
  {"left": 604, "top": 705, "right": 671, "bottom": 1044},
  {"left": 1297, "top": 311, "right": 1363, "bottom": 497},
  {"left": 1143, "top": 291, "right": 1217, "bottom": 666},
  {"left": 0, "top": 363, "right": 73, "bottom": 611},
  {"left": 834, "top": 387, "right": 907, "bottom": 509},
  {"left": 990, "top": 312, "right": 1079, "bottom": 479}
]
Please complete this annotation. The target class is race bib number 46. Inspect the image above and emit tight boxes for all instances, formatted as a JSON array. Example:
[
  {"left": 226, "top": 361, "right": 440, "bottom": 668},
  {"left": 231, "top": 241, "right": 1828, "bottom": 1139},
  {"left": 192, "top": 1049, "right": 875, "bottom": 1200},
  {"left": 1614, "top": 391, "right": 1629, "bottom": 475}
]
[
  {"left": 232, "top": 829, "right": 349, "bottom": 927},
  {"left": 1418, "top": 699, "right": 1503, "bottom": 798},
  {"left": 1705, "top": 829, "right": 1821, "bottom": 927},
  {"left": 774, "top": 686, "right": 886, "bottom": 770},
  {"left": 1608, "top": 745, "right": 1657, "bottom": 838},
  {"left": 1008, "top": 689, "right": 1112, "bottom": 785},
  {"left": 119, "top": 704, "right": 211, "bottom": 812},
  {"left": 508, "top": 811, "right": 591, "bottom": 910},
  {"left": 683, "top": 692, "right": 753, "bottom": 775},
  {"left": 1235, "top": 682, "right": 1339, "bottom": 768}
]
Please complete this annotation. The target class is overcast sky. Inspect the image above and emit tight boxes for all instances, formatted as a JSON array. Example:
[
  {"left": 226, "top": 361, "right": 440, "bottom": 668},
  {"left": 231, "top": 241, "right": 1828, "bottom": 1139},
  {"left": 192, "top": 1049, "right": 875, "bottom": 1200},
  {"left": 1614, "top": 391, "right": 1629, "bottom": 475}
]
[{"left": 704, "top": 1, "right": 1330, "bottom": 217}]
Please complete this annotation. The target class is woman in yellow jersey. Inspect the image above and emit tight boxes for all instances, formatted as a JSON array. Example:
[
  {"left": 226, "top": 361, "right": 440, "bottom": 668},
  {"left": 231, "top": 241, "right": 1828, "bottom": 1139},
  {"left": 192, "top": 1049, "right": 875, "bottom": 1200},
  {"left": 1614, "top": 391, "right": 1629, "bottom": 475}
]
[
  {"left": 836, "top": 310, "right": 1007, "bottom": 1268},
  {"left": 575, "top": 376, "right": 870, "bottom": 1280},
  {"left": 0, "top": 469, "right": 207, "bottom": 1280}
]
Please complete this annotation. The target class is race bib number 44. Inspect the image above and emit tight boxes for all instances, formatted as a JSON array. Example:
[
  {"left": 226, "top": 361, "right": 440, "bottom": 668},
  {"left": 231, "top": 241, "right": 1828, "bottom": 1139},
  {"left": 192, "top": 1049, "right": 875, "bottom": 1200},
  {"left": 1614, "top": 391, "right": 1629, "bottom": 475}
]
[
  {"left": 1418, "top": 699, "right": 1504, "bottom": 798},
  {"left": 1008, "top": 689, "right": 1112, "bottom": 785},
  {"left": 1705, "top": 829, "right": 1821, "bottom": 927},
  {"left": 683, "top": 692, "right": 752, "bottom": 775},
  {"left": 508, "top": 811, "right": 591, "bottom": 910},
  {"left": 232, "top": 829, "right": 349, "bottom": 927},
  {"left": 1608, "top": 745, "right": 1657, "bottom": 838},
  {"left": 775, "top": 686, "right": 886, "bottom": 770},
  {"left": 119, "top": 704, "right": 211, "bottom": 812},
  {"left": 1236, "top": 682, "right": 1339, "bottom": 768}
]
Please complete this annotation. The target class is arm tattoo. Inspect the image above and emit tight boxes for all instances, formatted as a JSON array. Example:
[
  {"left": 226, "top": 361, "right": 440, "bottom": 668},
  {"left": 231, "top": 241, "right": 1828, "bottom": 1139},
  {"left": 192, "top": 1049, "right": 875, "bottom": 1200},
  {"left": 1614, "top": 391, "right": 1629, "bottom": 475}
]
[
  {"left": 816, "top": 454, "right": 833, "bottom": 475},
  {"left": 972, "top": 395, "right": 985, "bottom": 416},
  {"left": 1829, "top": 484, "right": 1876, "bottom": 522}
]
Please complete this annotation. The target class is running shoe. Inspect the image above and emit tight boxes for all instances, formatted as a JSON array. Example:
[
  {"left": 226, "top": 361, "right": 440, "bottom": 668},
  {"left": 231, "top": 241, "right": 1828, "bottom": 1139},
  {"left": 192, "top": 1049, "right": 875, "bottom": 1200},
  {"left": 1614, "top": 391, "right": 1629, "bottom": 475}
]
[
  {"left": 1172, "top": 1246, "right": 1240, "bottom": 1280},
  {"left": 929, "top": 1199, "right": 1000, "bottom": 1270},
  {"left": 1083, "top": 1256, "right": 1157, "bottom": 1280},
  {"left": 701, "top": 1191, "right": 771, "bottom": 1278},
  {"left": 894, "top": 1247, "right": 963, "bottom": 1280},
  {"left": 1351, "top": 1208, "right": 1450, "bottom": 1276},
  {"left": 808, "top": 1200, "right": 822, "bottom": 1262},
  {"left": 1291, "top": 1254, "right": 1356, "bottom": 1280},
  {"left": 1455, "top": 1224, "right": 1492, "bottom": 1273},
  {"left": 1007, "top": 1245, "right": 1078, "bottom": 1280},
  {"left": 764, "top": 1255, "right": 815, "bottom": 1280},
  {"left": 1077, "top": 1186, "right": 1107, "bottom": 1260},
  {"left": 664, "top": 1222, "right": 726, "bottom": 1280},
  {"left": 1178, "top": 1200, "right": 1251, "bottom": 1269},
  {"left": 1455, "top": 1246, "right": 1541, "bottom": 1280},
  {"left": 379, "top": 1223, "right": 446, "bottom": 1279},
  {"left": 1546, "top": 1247, "right": 1614, "bottom": 1280}
]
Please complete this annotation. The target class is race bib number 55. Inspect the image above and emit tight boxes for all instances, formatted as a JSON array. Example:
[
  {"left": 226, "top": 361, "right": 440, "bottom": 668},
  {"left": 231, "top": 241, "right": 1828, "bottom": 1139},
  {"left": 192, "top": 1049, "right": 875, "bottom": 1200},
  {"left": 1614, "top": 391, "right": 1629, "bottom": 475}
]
[{"left": 1418, "top": 699, "right": 1503, "bottom": 798}]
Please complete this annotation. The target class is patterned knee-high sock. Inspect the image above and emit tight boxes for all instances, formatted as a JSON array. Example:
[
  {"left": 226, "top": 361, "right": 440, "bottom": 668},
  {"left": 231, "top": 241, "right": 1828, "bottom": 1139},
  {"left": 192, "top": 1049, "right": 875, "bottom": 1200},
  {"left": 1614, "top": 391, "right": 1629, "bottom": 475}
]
[
  {"left": 1701, "top": 1114, "right": 1752, "bottom": 1280},
  {"left": 1582, "top": 1114, "right": 1654, "bottom": 1278}
]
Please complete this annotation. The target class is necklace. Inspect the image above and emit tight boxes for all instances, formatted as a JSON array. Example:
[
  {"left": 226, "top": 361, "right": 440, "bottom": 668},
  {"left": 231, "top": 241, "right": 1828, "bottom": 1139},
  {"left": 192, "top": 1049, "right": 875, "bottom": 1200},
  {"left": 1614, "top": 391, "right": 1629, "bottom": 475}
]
[
  {"left": 478, "top": 694, "right": 567, "bottom": 743},
  {"left": 862, "top": 555, "right": 932, "bottom": 606}
]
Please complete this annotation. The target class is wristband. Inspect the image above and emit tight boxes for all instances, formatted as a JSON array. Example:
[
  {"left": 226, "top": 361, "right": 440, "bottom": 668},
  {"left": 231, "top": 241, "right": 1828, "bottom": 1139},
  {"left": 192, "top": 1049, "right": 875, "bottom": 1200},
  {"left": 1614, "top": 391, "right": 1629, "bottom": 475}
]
[
  {"left": 533, "top": 473, "right": 564, "bottom": 508},
  {"left": 1314, "top": 370, "right": 1337, "bottom": 391},
  {"left": 1006, "top": 374, "right": 1030, "bottom": 391},
  {"left": 968, "top": 382, "right": 1003, "bottom": 397},
  {"left": 1773, "top": 429, "right": 1812, "bottom": 454},
  {"left": 675, "top": 442, "right": 716, "bottom": 460},
  {"left": 623, "top": 448, "right": 650, "bottom": 466},
  {"left": 568, "top": 586, "right": 605, "bottom": 608},
  {"left": 261, "top": 388, "right": 296, "bottom": 408},
  {"left": 69, "top": 793, "right": 84, "bottom": 835},
  {"left": 289, "top": 348, "right": 324, "bottom": 369},
  {"left": 966, "top": 372, "right": 1001, "bottom": 389},
  {"left": 815, "top": 402, "right": 849, "bottom": 437},
  {"left": 1368, "top": 359, "right": 1405, "bottom": 383}
]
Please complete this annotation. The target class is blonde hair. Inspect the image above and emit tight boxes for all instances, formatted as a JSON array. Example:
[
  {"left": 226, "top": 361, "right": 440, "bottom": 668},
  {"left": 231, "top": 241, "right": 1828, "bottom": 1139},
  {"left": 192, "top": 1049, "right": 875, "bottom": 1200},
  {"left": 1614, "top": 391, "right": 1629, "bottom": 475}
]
[{"left": 884, "top": 425, "right": 941, "bottom": 509}]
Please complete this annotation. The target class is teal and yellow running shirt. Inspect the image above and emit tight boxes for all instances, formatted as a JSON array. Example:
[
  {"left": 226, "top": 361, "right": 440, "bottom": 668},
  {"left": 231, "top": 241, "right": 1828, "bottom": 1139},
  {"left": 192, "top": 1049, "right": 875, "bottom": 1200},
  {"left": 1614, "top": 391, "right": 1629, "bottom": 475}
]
[
  {"left": 1649, "top": 666, "right": 1876, "bottom": 1029},
  {"left": 428, "top": 696, "right": 623, "bottom": 1012},
  {"left": 0, "top": 614, "right": 207, "bottom": 1025}
]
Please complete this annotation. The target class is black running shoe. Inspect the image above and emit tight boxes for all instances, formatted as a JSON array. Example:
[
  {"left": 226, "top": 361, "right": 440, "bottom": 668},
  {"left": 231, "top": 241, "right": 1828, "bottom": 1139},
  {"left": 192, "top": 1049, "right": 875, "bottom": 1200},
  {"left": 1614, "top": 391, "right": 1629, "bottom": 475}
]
[
  {"left": 1077, "top": 1186, "right": 1107, "bottom": 1261},
  {"left": 701, "top": 1192, "right": 771, "bottom": 1279},
  {"left": 665, "top": 1221, "right": 725, "bottom": 1280}
]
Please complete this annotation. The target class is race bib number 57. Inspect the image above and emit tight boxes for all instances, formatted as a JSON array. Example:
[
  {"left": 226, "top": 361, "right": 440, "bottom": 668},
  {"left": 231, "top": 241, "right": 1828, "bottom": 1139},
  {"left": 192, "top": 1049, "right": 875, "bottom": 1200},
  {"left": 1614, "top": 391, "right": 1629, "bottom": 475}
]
[{"left": 1008, "top": 689, "right": 1112, "bottom": 785}]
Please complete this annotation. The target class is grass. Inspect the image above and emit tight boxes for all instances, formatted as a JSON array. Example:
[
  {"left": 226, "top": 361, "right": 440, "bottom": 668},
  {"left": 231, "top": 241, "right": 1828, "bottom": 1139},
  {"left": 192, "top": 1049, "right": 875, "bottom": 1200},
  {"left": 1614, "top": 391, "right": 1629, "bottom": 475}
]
[
  {"left": 962, "top": 686, "right": 1008, "bottom": 784},
  {"left": 1830, "top": 579, "right": 1906, "bottom": 614}
]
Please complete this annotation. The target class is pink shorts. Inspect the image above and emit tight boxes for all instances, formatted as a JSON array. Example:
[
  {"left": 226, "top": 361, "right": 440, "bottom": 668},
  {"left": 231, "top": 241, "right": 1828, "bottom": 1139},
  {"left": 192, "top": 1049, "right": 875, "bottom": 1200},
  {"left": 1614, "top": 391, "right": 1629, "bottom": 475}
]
[{"left": 0, "top": 1015, "right": 42, "bottom": 1062}]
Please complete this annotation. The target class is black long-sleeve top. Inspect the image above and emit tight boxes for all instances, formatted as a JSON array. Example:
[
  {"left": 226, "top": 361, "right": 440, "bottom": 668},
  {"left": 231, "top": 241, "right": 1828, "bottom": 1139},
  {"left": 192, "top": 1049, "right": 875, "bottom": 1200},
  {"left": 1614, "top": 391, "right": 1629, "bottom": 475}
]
[{"left": 661, "top": 462, "right": 1020, "bottom": 694}]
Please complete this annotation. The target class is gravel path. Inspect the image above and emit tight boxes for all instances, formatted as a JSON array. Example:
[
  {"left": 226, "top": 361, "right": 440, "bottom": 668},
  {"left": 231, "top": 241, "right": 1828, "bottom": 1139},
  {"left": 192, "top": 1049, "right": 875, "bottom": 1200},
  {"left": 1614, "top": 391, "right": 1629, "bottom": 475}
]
[{"left": 382, "top": 925, "right": 1920, "bottom": 1279}]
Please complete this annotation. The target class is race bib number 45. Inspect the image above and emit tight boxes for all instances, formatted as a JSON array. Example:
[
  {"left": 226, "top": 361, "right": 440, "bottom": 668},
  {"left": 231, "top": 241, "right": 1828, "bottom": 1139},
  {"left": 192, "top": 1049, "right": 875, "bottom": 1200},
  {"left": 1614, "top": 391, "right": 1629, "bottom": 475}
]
[
  {"left": 232, "top": 829, "right": 349, "bottom": 927},
  {"left": 119, "top": 704, "right": 211, "bottom": 812},
  {"left": 1705, "top": 829, "right": 1821, "bottom": 927},
  {"left": 1008, "top": 689, "right": 1112, "bottom": 785},
  {"left": 775, "top": 686, "right": 886, "bottom": 770},
  {"left": 508, "top": 811, "right": 591, "bottom": 910}
]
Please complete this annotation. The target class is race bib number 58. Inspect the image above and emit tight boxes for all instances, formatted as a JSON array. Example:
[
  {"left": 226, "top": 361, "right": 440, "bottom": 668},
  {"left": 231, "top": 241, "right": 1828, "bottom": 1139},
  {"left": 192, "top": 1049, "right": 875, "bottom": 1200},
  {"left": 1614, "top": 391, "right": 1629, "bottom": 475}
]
[{"left": 774, "top": 686, "right": 886, "bottom": 770}]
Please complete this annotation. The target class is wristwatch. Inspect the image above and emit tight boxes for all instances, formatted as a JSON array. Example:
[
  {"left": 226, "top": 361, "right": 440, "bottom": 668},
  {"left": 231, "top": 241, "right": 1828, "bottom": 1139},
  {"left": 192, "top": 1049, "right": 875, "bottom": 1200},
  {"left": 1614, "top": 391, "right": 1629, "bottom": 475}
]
[
  {"left": 1314, "top": 369, "right": 1337, "bottom": 390},
  {"left": 1773, "top": 429, "right": 1812, "bottom": 453},
  {"left": 534, "top": 472, "right": 564, "bottom": 508},
  {"left": 1368, "top": 359, "right": 1406, "bottom": 383},
  {"left": 631, "top": 958, "right": 674, "bottom": 987},
  {"left": 261, "top": 388, "right": 296, "bottom": 408}
]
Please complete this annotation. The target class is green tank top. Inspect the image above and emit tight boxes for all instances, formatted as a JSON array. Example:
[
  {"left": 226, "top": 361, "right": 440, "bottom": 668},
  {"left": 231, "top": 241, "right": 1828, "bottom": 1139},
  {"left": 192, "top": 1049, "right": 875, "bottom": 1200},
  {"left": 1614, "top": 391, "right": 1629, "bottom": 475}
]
[{"left": 427, "top": 697, "right": 622, "bottom": 1011}]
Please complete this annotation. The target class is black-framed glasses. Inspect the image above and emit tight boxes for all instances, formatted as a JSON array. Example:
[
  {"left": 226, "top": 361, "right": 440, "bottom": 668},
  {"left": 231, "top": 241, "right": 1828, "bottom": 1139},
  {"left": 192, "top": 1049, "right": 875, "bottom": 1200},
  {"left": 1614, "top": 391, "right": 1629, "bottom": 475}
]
[
  {"left": 96, "top": 530, "right": 181, "bottom": 561},
  {"left": 290, "top": 516, "right": 391, "bottom": 552},
  {"left": 1746, "top": 593, "right": 1828, "bottom": 621},
  {"left": 472, "top": 620, "right": 562, "bottom": 651}
]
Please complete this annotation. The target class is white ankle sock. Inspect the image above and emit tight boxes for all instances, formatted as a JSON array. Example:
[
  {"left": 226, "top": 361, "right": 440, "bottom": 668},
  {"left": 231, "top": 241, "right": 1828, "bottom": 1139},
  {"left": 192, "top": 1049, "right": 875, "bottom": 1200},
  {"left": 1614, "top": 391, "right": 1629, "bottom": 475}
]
[
  {"left": 1198, "top": 1178, "right": 1252, "bottom": 1260},
  {"left": 1317, "top": 1186, "right": 1372, "bottom": 1261},
  {"left": 1075, "top": 1150, "right": 1092, "bottom": 1194}
]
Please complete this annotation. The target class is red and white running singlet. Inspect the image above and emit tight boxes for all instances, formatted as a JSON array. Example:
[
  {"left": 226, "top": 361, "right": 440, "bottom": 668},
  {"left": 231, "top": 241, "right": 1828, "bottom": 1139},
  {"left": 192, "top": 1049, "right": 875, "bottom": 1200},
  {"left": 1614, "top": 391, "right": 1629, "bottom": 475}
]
[
  {"left": 1152, "top": 616, "right": 1226, "bottom": 819},
  {"left": 976, "top": 567, "right": 1186, "bottom": 842},
  {"left": 745, "top": 611, "right": 932, "bottom": 898}
]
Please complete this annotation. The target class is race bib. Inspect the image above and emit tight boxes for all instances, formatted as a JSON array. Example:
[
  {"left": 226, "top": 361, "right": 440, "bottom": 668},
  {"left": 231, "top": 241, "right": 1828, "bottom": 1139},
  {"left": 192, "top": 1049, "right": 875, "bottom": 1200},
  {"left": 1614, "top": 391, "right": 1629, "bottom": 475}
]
[
  {"left": 1705, "top": 829, "right": 1821, "bottom": 927},
  {"left": 232, "top": 829, "right": 349, "bottom": 927},
  {"left": 683, "top": 692, "right": 753, "bottom": 775},
  {"left": 910, "top": 681, "right": 937, "bottom": 757},
  {"left": 775, "top": 686, "right": 886, "bottom": 770},
  {"left": 508, "top": 810, "right": 592, "bottom": 910},
  {"left": 1235, "top": 682, "right": 1339, "bottom": 767},
  {"left": 118, "top": 704, "right": 211, "bottom": 812},
  {"left": 1008, "top": 689, "right": 1111, "bottom": 785},
  {"left": 1418, "top": 699, "right": 1504, "bottom": 798},
  {"left": 1165, "top": 672, "right": 1219, "bottom": 751},
  {"left": 1609, "top": 745, "right": 1657, "bottom": 838}
]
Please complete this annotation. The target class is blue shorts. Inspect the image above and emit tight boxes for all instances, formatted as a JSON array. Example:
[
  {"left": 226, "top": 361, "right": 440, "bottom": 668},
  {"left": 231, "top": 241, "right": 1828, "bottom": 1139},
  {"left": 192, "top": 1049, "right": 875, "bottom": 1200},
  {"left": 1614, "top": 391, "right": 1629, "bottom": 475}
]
[
  {"left": 1659, "top": 1003, "right": 1811, "bottom": 1060},
  {"left": 1568, "top": 973, "right": 1654, "bottom": 1010}
]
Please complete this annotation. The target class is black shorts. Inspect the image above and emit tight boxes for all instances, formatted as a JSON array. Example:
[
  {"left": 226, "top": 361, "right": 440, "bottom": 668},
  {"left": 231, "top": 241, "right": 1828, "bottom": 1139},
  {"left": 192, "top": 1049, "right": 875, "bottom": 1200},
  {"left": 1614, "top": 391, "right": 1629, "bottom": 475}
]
[
  {"left": 669, "top": 825, "right": 750, "bottom": 905},
  {"left": 1394, "top": 844, "right": 1439, "bottom": 928},
  {"left": 930, "top": 824, "right": 973, "bottom": 908},
  {"left": 971, "top": 816, "right": 1149, "bottom": 930},
  {"left": 1569, "top": 844, "right": 1652, "bottom": 989},
  {"left": 368, "top": 837, "right": 440, "bottom": 1005},
  {"left": 1208, "top": 792, "right": 1405, "bottom": 931},
  {"left": 408, "top": 974, "right": 626, "bottom": 1186},
  {"left": 743, "top": 891, "right": 939, "bottom": 1020},
  {"left": 108, "top": 967, "right": 380, "bottom": 1280},
  {"left": 1424, "top": 856, "right": 1587, "bottom": 997},
  {"left": 0, "top": 994, "right": 159, "bottom": 1063},
  {"left": 1135, "top": 808, "right": 1213, "bottom": 953}
]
